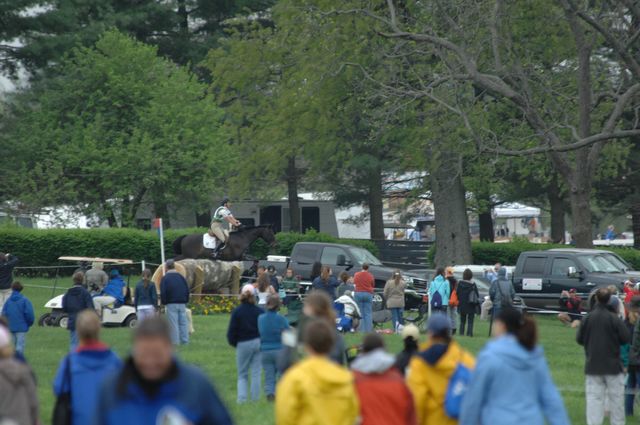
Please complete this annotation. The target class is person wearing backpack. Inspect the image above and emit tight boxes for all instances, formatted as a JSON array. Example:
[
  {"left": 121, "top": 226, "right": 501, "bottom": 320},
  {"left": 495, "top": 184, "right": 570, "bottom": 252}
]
[
  {"left": 489, "top": 267, "right": 515, "bottom": 318},
  {"left": 459, "top": 308, "right": 569, "bottom": 425},
  {"left": 407, "top": 313, "right": 475, "bottom": 425},
  {"left": 429, "top": 268, "right": 450, "bottom": 314},
  {"left": 456, "top": 269, "right": 480, "bottom": 337}
]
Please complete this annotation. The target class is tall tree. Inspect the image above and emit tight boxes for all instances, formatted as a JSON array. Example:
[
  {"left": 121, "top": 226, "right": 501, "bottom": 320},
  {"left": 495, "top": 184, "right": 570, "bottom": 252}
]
[
  {"left": 1, "top": 30, "right": 232, "bottom": 226},
  {"left": 0, "top": 0, "right": 275, "bottom": 77},
  {"left": 354, "top": 0, "right": 640, "bottom": 248}
]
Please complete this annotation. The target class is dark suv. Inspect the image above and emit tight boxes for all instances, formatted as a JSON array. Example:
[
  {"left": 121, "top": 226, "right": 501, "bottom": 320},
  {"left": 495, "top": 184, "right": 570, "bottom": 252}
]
[{"left": 512, "top": 248, "right": 637, "bottom": 310}]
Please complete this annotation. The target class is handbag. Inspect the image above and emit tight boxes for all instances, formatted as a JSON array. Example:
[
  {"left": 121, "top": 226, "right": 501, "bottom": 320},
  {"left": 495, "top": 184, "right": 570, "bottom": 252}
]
[{"left": 52, "top": 355, "right": 73, "bottom": 425}]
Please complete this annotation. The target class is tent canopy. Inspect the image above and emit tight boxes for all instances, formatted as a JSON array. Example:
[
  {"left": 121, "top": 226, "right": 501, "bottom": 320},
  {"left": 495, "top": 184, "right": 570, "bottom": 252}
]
[{"left": 494, "top": 203, "right": 540, "bottom": 218}]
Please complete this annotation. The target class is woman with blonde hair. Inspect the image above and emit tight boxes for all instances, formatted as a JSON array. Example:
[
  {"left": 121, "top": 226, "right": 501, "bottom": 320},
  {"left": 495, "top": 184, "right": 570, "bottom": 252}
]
[{"left": 384, "top": 270, "right": 406, "bottom": 333}]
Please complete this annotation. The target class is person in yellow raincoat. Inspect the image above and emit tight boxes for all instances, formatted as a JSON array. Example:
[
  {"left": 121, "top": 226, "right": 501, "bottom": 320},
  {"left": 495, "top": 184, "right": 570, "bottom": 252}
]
[
  {"left": 275, "top": 318, "right": 359, "bottom": 425},
  {"left": 407, "top": 313, "right": 475, "bottom": 425}
]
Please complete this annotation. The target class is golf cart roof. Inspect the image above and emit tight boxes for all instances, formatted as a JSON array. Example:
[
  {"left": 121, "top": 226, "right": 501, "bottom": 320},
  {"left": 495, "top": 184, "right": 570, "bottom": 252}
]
[{"left": 58, "top": 256, "right": 133, "bottom": 264}]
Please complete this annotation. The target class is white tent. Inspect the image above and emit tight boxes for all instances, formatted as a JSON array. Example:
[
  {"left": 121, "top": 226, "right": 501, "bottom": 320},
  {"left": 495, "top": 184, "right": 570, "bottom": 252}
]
[{"left": 494, "top": 203, "right": 541, "bottom": 218}]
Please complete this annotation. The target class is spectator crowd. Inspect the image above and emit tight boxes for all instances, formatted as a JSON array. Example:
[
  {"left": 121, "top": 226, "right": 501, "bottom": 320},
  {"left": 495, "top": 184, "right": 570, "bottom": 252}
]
[{"left": 2, "top": 252, "right": 640, "bottom": 425}]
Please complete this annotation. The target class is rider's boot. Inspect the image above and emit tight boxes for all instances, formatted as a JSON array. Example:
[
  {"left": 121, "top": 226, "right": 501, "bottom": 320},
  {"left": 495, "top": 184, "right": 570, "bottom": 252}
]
[{"left": 210, "top": 243, "right": 225, "bottom": 260}]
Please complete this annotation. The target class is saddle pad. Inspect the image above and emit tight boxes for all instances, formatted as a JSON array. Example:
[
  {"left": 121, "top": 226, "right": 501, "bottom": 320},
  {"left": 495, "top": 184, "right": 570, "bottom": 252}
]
[{"left": 203, "top": 233, "right": 217, "bottom": 249}]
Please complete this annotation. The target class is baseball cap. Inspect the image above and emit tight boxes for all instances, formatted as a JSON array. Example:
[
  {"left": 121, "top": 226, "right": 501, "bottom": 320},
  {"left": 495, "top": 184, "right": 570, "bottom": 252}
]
[
  {"left": 401, "top": 323, "right": 420, "bottom": 341},
  {"left": 569, "top": 288, "right": 577, "bottom": 293},
  {"left": 241, "top": 284, "right": 255, "bottom": 295},
  {"left": 427, "top": 313, "right": 451, "bottom": 334}
]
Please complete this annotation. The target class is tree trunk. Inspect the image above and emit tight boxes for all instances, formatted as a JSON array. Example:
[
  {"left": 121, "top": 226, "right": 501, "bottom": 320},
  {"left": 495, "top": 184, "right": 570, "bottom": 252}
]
[
  {"left": 432, "top": 157, "right": 473, "bottom": 266},
  {"left": 478, "top": 211, "right": 494, "bottom": 242},
  {"left": 153, "top": 196, "right": 171, "bottom": 228},
  {"left": 568, "top": 183, "right": 592, "bottom": 248},
  {"left": 368, "top": 165, "right": 385, "bottom": 240},
  {"left": 547, "top": 175, "right": 566, "bottom": 243},
  {"left": 286, "top": 156, "right": 301, "bottom": 233},
  {"left": 195, "top": 212, "right": 211, "bottom": 228},
  {"left": 477, "top": 190, "right": 494, "bottom": 242},
  {"left": 177, "top": 0, "right": 189, "bottom": 35},
  {"left": 630, "top": 198, "right": 640, "bottom": 250}
]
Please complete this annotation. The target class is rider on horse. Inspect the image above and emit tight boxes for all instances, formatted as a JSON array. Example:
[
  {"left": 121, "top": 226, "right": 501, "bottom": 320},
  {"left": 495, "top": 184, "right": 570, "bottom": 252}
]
[{"left": 209, "top": 198, "right": 242, "bottom": 259}]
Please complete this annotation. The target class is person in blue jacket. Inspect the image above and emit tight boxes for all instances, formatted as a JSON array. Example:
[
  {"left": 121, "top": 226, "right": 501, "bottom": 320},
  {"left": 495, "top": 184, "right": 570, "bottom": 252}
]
[
  {"left": 429, "top": 268, "right": 450, "bottom": 313},
  {"left": 459, "top": 308, "right": 569, "bottom": 425},
  {"left": 63, "top": 271, "right": 95, "bottom": 350},
  {"left": 96, "top": 316, "right": 233, "bottom": 425},
  {"left": 93, "top": 269, "right": 126, "bottom": 318},
  {"left": 257, "top": 294, "right": 289, "bottom": 401},
  {"left": 134, "top": 269, "right": 157, "bottom": 322},
  {"left": 1, "top": 281, "right": 34, "bottom": 356},
  {"left": 53, "top": 310, "right": 121, "bottom": 425}
]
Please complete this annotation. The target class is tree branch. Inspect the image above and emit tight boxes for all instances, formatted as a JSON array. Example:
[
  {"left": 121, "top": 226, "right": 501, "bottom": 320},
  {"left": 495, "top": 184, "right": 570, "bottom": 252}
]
[{"left": 487, "top": 130, "right": 640, "bottom": 156}]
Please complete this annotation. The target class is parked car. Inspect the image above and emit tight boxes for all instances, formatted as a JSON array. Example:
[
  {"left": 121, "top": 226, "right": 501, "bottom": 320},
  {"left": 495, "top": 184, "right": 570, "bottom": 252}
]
[
  {"left": 248, "top": 242, "right": 430, "bottom": 307},
  {"left": 512, "top": 248, "right": 637, "bottom": 310}
]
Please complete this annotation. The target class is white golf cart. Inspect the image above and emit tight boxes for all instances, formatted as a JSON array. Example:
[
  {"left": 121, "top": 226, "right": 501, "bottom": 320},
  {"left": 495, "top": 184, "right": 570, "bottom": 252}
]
[{"left": 38, "top": 256, "right": 138, "bottom": 329}]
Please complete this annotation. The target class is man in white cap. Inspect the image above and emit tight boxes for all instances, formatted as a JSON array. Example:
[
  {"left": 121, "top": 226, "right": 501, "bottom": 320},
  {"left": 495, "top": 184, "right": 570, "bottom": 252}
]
[{"left": 395, "top": 323, "right": 420, "bottom": 375}]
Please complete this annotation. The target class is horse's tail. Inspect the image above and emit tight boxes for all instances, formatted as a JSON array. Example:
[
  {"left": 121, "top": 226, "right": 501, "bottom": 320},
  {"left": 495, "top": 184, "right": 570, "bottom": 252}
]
[{"left": 172, "top": 235, "right": 186, "bottom": 256}]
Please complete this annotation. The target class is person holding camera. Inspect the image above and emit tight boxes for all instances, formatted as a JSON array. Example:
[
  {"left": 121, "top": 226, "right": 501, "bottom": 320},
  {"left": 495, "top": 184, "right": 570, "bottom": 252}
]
[{"left": 0, "top": 253, "right": 19, "bottom": 311}]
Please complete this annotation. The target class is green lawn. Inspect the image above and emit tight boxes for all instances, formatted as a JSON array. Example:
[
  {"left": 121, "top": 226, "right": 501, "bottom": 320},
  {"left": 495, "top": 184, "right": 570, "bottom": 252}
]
[{"left": 16, "top": 276, "right": 587, "bottom": 425}]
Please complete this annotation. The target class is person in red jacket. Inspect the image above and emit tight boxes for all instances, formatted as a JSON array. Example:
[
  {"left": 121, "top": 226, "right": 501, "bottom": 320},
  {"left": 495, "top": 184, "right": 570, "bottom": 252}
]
[
  {"left": 624, "top": 279, "right": 639, "bottom": 305},
  {"left": 351, "top": 333, "right": 416, "bottom": 425},
  {"left": 354, "top": 263, "right": 375, "bottom": 332},
  {"left": 558, "top": 288, "right": 582, "bottom": 328}
]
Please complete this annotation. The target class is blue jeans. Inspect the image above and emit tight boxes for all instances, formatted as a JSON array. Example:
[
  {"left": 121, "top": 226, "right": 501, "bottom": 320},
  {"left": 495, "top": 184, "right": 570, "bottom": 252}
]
[
  {"left": 166, "top": 304, "right": 189, "bottom": 345},
  {"left": 355, "top": 292, "right": 373, "bottom": 333},
  {"left": 261, "top": 349, "right": 281, "bottom": 397},
  {"left": 390, "top": 308, "right": 403, "bottom": 331},
  {"left": 626, "top": 368, "right": 640, "bottom": 416},
  {"left": 236, "top": 338, "right": 261, "bottom": 403},
  {"left": 69, "top": 330, "right": 78, "bottom": 351},
  {"left": 12, "top": 332, "right": 26, "bottom": 355}
]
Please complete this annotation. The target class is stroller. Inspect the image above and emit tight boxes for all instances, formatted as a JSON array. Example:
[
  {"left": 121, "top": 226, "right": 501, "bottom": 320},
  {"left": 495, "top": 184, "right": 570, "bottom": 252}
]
[{"left": 334, "top": 292, "right": 362, "bottom": 333}]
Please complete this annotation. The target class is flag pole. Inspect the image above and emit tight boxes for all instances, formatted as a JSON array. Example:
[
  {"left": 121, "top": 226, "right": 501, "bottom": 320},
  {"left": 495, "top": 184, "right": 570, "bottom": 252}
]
[{"left": 158, "top": 218, "right": 166, "bottom": 276}]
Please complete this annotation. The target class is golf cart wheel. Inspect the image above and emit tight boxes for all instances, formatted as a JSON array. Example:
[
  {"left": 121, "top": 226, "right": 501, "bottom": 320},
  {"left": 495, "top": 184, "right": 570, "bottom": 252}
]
[
  {"left": 58, "top": 316, "right": 69, "bottom": 329},
  {"left": 124, "top": 315, "right": 137, "bottom": 328},
  {"left": 37, "top": 313, "right": 52, "bottom": 327}
]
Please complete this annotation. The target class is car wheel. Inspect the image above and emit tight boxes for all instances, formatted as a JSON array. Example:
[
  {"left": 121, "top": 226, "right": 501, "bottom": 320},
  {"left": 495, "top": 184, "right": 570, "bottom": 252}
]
[
  {"left": 37, "top": 313, "right": 51, "bottom": 327},
  {"left": 58, "top": 316, "right": 69, "bottom": 329},
  {"left": 124, "top": 315, "right": 137, "bottom": 328}
]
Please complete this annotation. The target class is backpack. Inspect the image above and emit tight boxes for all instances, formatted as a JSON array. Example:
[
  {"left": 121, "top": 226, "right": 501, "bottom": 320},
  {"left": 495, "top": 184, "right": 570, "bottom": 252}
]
[
  {"left": 444, "top": 359, "right": 472, "bottom": 419},
  {"left": 497, "top": 280, "right": 513, "bottom": 307},
  {"left": 468, "top": 283, "right": 479, "bottom": 305},
  {"left": 449, "top": 289, "right": 459, "bottom": 307},
  {"left": 430, "top": 280, "right": 443, "bottom": 309}
]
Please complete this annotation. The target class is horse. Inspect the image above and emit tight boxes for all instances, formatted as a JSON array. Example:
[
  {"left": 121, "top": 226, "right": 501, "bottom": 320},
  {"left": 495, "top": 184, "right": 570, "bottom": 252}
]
[
  {"left": 151, "top": 259, "right": 243, "bottom": 296},
  {"left": 172, "top": 225, "right": 276, "bottom": 261}
]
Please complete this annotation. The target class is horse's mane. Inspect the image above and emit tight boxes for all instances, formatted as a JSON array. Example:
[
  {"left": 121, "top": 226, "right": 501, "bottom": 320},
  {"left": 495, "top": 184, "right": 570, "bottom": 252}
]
[{"left": 236, "top": 224, "right": 273, "bottom": 232}]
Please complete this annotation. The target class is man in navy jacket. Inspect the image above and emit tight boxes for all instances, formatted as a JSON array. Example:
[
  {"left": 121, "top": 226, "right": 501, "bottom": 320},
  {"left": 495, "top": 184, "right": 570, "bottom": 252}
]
[
  {"left": 96, "top": 317, "right": 233, "bottom": 425},
  {"left": 160, "top": 260, "right": 190, "bottom": 345},
  {"left": 63, "top": 271, "right": 94, "bottom": 350}
]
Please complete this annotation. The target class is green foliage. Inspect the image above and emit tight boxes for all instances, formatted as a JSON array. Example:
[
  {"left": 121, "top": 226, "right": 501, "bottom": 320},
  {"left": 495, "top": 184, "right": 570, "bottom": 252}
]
[
  {"left": 0, "top": 228, "right": 379, "bottom": 270},
  {"left": 2, "top": 31, "right": 232, "bottom": 224},
  {"left": 428, "top": 241, "right": 640, "bottom": 269}
]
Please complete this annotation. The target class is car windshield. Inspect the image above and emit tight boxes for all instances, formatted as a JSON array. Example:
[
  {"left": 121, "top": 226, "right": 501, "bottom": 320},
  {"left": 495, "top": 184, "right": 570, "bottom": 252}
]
[
  {"left": 349, "top": 247, "right": 383, "bottom": 266},
  {"left": 578, "top": 254, "right": 623, "bottom": 273},
  {"left": 602, "top": 253, "right": 631, "bottom": 272}
]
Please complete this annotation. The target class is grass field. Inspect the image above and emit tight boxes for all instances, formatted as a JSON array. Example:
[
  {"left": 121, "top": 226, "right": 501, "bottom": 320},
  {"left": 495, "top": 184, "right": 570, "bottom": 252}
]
[{"left": 15, "top": 276, "right": 589, "bottom": 425}]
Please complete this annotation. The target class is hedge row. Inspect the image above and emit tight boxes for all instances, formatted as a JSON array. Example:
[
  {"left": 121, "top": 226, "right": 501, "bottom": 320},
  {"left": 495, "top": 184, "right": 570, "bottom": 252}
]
[
  {"left": 0, "top": 227, "right": 379, "bottom": 271},
  {"left": 428, "top": 240, "right": 640, "bottom": 270}
]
